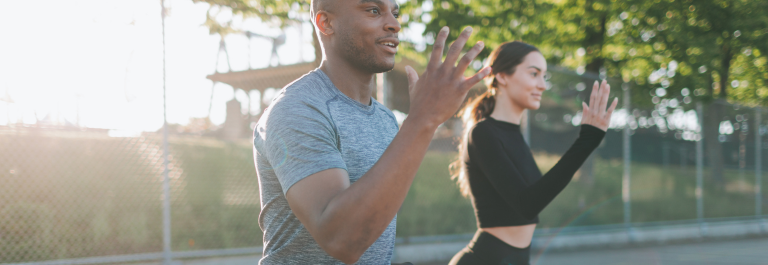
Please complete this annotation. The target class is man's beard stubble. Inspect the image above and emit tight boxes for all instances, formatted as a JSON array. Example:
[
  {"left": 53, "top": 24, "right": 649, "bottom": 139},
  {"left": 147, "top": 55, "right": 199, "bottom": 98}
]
[{"left": 337, "top": 29, "right": 395, "bottom": 73}]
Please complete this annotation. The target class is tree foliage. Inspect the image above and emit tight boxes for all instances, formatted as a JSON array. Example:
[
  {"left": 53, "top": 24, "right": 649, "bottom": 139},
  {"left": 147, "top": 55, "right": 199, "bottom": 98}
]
[
  {"left": 630, "top": 0, "right": 768, "bottom": 105},
  {"left": 407, "top": 0, "right": 768, "bottom": 106},
  {"left": 192, "top": 0, "right": 309, "bottom": 36},
  {"left": 195, "top": 0, "right": 768, "bottom": 105},
  {"left": 406, "top": 0, "right": 768, "bottom": 183}
]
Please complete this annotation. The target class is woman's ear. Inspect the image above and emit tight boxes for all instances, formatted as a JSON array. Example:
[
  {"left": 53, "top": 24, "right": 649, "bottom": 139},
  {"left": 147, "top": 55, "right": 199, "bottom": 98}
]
[
  {"left": 315, "top": 11, "right": 334, "bottom": 35},
  {"left": 494, "top": 73, "right": 506, "bottom": 87}
]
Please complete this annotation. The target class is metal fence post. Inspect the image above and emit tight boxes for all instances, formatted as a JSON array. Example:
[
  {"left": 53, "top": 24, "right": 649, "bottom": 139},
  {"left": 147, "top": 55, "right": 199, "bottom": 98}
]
[
  {"left": 680, "top": 146, "right": 687, "bottom": 169},
  {"left": 662, "top": 141, "right": 670, "bottom": 169},
  {"left": 622, "top": 83, "right": 632, "bottom": 240},
  {"left": 160, "top": 0, "right": 173, "bottom": 264},
  {"left": 696, "top": 102, "right": 706, "bottom": 236},
  {"left": 756, "top": 107, "right": 764, "bottom": 231}
]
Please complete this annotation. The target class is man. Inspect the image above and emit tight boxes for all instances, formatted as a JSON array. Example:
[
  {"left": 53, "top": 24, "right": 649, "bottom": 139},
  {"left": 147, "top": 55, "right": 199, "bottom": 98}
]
[{"left": 252, "top": 0, "right": 491, "bottom": 263}]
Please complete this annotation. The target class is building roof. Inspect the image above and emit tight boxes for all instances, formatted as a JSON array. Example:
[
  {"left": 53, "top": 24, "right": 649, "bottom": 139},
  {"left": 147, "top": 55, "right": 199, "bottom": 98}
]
[
  {"left": 206, "top": 56, "right": 485, "bottom": 93},
  {"left": 206, "top": 62, "right": 319, "bottom": 92}
]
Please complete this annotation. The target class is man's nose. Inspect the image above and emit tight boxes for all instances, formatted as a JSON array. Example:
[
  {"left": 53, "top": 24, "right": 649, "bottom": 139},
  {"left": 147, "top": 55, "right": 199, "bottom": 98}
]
[{"left": 385, "top": 14, "right": 401, "bottom": 33}]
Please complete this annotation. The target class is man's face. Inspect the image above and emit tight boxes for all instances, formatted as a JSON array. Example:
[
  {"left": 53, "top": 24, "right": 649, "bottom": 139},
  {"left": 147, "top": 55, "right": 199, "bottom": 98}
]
[{"left": 334, "top": 0, "right": 401, "bottom": 73}]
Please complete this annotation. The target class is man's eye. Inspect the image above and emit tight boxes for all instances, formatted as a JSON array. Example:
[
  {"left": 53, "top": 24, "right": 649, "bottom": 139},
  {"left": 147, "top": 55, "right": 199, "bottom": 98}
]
[
  {"left": 393, "top": 13, "right": 399, "bottom": 18},
  {"left": 369, "top": 9, "right": 380, "bottom": 14}
]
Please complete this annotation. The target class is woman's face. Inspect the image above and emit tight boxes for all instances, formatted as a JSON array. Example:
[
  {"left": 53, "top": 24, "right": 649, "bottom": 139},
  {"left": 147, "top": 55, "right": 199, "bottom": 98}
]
[{"left": 496, "top": 52, "right": 547, "bottom": 110}]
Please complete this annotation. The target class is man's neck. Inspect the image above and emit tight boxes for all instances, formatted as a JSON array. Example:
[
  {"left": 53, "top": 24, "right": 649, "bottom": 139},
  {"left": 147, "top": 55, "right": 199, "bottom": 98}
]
[{"left": 319, "top": 58, "right": 376, "bottom": 105}]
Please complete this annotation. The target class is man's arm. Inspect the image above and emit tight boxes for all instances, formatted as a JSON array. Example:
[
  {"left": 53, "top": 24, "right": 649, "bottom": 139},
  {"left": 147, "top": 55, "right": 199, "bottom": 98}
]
[{"left": 286, "top": 26, "right": 491, "bottom": 264}]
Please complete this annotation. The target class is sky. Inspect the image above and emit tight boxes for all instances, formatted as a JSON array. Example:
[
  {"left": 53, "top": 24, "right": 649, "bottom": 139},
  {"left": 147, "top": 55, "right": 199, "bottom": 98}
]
[{"left": 0, "top": 0, "right": 316, "bottom": 132}]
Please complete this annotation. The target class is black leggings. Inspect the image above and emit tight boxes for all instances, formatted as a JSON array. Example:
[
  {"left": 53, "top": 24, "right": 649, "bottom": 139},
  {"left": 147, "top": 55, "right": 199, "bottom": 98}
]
[{"left": 448, "top": 230, "right": 530, "bottom": 265}]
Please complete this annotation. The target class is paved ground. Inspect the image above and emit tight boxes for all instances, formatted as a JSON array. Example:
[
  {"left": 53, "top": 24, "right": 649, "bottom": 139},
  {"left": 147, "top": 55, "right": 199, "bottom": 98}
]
[
  {"left": 124, "top": 237, "right": 768, "bottom": 265},
  {"left": 418, "top": 237, "right": 768, "bottom": 265}
]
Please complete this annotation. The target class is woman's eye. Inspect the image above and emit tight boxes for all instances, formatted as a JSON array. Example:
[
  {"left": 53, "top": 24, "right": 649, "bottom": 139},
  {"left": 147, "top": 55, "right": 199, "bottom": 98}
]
[{"left": 532, "top": 72, "right": 538, "bottom": 77}]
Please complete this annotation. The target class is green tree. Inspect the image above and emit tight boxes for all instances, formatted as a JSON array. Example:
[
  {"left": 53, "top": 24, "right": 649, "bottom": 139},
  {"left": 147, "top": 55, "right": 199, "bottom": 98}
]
[
  {"left": 411, "top": 0, "right": 768, "bottom": 183},
  {"left": 624, "top": 0, "right": 768, "bottom": 183},
  {"left": 195, "top": 0, "right": 768, "bottom": 183},
  {"left": 192, "top": 0, "right": 309, "bottom": 35},
  {"left": 192, "top": 0, "right": 317, "bottom": 62},
  {"left": 404, "top": 0, "right": 632, "bottom": 183}
]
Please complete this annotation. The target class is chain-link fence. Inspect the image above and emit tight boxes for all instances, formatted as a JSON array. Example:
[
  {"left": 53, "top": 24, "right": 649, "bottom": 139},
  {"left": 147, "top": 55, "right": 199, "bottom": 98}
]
[
  {"left": 525, "top": 67, "right": 768, "bottom": 230},
  {"left": 419, "top": 66, "right": 768, "bottom": 230},
  {"left": 0, "top": 128, "right": 165, "bottom": 262},
  {"left": 525, "top": 68, "right": 627, "bottom": 229},
  {"left": 4, "top": 66, "right": 768, "bottom": 264},
  {"left": 0, "top": 126, "right": 261, "bottom": 263}
]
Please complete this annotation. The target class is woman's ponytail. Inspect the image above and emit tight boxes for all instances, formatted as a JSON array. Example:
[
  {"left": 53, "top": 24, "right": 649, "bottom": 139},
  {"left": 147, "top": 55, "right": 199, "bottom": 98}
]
[{"left": 450, "top": 41, "right": 539, "bottom": 198}]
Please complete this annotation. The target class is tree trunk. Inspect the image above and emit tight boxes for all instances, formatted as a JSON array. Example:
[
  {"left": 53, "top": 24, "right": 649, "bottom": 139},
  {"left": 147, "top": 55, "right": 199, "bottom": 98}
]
[
  {"left": 719, "top": 43, "right": 731, "bottom": 100},
  {"left": 578, "top": 1, "right": 608, "bottom": 186},
  {"left": 704, "top": 101, "right": 725, "bottom": 185},
  {"left": 702, "top": 42, "right": 733, "bottom": 186}
]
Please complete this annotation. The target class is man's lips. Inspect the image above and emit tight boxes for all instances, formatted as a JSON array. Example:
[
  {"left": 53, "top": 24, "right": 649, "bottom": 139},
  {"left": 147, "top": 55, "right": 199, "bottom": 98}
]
[{"left": 378, "top": 37, "right": 399, "bottom": 54}]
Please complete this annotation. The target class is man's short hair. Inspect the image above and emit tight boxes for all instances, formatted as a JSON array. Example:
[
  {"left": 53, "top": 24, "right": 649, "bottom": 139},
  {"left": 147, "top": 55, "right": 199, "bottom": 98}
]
[{"left": 311, "top": 0, "right": 338, "bottom": 17}]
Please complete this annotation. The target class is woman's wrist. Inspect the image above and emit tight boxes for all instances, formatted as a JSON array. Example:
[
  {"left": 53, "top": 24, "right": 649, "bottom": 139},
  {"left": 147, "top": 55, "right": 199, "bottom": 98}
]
[{"left": 579, "top": 124, "right": 607, "bottom": 138}]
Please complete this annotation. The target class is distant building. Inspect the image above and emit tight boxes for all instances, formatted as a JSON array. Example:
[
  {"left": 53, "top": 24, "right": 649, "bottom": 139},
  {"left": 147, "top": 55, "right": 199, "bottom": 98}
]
[{"left": 205, "top": 41, "right": 447, "bottom": 139}]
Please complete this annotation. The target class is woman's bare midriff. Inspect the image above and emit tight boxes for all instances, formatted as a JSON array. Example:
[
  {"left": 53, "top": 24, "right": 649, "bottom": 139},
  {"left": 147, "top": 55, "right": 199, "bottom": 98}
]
[{"left": 482, "top": 224, "right": 537, "bottom": 249}]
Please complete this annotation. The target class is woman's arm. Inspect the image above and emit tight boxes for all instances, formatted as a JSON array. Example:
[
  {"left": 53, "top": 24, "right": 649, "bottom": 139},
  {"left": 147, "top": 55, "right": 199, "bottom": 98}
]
[
  {"left": 470, "top": 125, "right": 604, "bottom": 219},
  {"left": 471, "top": 80, "right": 616, "bottom": 219}
]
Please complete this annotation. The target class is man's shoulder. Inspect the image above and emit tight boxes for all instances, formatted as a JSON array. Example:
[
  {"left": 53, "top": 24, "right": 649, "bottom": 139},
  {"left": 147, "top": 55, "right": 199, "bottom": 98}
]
[
  {"left": 264, "top": 70, "right": 336, "bottom": 116},
  {"left": 282, "top": 69, "right": 335, "bottom": 101}
]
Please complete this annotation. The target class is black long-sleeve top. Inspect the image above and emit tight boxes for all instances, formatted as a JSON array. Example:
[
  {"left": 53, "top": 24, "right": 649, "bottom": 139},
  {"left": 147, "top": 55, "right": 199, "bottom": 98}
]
[{"left": 463, "top": 117, "right": 606, "bottom": 228}]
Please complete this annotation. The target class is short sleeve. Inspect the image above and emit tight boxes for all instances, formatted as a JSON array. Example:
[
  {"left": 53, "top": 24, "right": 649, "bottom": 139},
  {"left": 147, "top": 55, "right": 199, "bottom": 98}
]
[{"left": 255, "top": 98, "right": 347, "bottom": 194}]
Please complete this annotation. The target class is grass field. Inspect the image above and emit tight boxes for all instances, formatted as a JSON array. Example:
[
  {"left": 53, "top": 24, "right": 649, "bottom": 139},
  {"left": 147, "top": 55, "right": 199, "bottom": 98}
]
[
  {"left": 1, "top": 134, "right": 766, "bottom": 262},
  {"left": 398, "top": 151, "right": 768, "bottom": 237}
]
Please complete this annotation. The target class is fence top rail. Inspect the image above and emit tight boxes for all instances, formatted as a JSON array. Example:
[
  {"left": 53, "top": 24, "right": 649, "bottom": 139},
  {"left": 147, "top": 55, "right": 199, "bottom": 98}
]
[
  {"left": 2, "top": 248, "right": 263, "bottom": 265},
  {"left": 6, "top": 216, "right": 768, "bottom": 265},
  {"left": 395, "top": 215, "right": 768, "bottom": 245}
]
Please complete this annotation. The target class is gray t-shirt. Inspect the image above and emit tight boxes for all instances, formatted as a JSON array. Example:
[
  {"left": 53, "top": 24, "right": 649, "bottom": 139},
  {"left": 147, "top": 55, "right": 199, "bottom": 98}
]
[{"left": 253, "top": 69, "right": 400, "bottom": 264}]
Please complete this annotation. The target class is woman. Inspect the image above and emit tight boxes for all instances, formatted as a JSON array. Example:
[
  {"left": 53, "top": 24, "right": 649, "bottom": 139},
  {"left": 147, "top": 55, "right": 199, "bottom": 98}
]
[{"left": 449, "top": 41, "right": 618, "bottom": 265}]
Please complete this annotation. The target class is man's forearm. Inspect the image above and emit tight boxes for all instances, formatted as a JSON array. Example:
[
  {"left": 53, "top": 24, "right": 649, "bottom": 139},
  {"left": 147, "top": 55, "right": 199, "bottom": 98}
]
[{"left": 317, "top": 117, "right": 437, "bottom": 259}]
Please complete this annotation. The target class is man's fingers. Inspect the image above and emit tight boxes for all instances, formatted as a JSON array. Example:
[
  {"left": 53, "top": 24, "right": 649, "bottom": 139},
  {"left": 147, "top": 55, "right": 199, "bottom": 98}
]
[
  {"left": 427, "top": 27, "right": 449, "bottom": 71},
  {"left": 455, "top": 41, "right": 484, "bottom": 74},
  {"left": 405, "top": 65, "right": 419, "bottom": 94},
  {"left": 443, "top": 27, "right": 473, "bottom": 68},
  {"left": 462, "top": 66, "right": 491, "bottom": 90}
]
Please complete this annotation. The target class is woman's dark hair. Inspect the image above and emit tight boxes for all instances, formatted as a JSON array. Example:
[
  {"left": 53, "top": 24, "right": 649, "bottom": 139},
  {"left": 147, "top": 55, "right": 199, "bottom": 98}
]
[{"left": 450, "top": 41, "right": 540, "bottom": 197}]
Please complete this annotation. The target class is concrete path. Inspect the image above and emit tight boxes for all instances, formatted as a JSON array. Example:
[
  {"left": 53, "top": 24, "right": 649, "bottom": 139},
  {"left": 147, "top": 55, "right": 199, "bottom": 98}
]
[{"left": 419, "top": 237, "right": 768, "bottom": 265}]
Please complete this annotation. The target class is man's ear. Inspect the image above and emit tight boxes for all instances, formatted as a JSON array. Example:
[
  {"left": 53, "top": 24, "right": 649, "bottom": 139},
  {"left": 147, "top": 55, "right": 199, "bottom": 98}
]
[{"left": 315, "top": 11, "right": 334, "bottom": 35}]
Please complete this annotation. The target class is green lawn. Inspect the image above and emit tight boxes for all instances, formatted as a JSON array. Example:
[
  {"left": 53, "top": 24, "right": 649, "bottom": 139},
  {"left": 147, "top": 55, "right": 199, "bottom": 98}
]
[
  {"left": 398, "top": 151, "right": 768, "bottom": 237},
  {"left": 1, "top": 134, "right": 766, "bottom": 262}
]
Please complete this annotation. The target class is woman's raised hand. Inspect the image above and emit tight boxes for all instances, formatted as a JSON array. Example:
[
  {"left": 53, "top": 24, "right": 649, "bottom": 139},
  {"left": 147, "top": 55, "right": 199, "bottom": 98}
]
[{"left": 580, "top": 80, "right": 619, "bottom": 131}]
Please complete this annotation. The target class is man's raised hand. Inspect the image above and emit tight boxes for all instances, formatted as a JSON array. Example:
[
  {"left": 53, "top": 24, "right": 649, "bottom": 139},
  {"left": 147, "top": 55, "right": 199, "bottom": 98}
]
[{"left": 404, "top": 26, "right": 491, "bottom": 129}]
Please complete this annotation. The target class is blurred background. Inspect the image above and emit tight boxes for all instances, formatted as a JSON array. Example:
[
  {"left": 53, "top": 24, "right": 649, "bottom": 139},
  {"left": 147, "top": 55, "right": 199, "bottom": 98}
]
[{"left": 1, "top": 0, "right": 768, "bottom": 264}]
